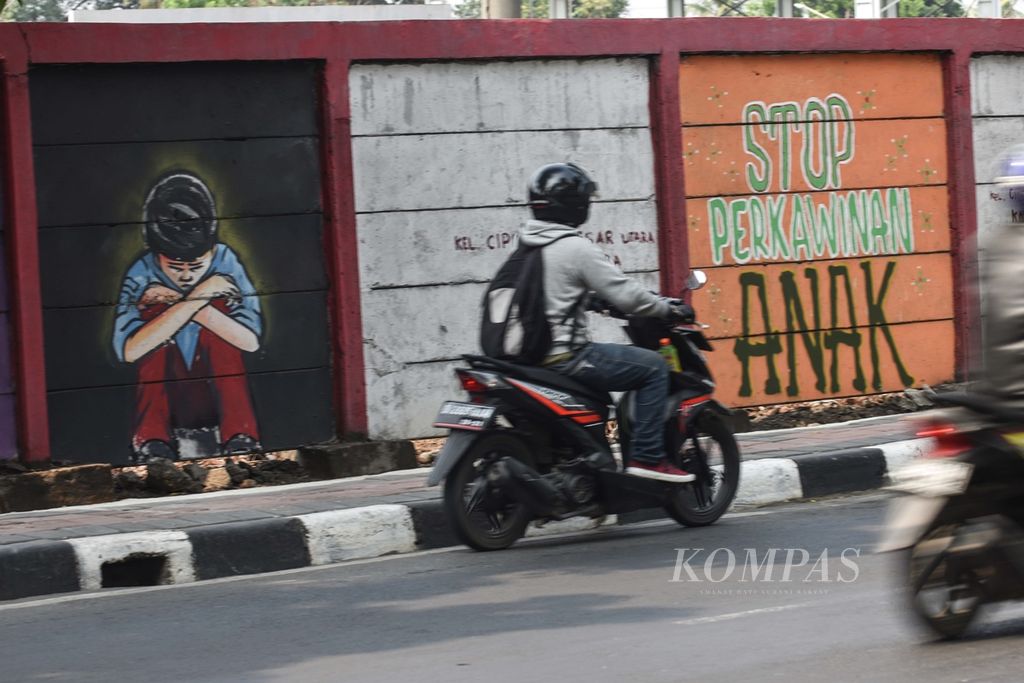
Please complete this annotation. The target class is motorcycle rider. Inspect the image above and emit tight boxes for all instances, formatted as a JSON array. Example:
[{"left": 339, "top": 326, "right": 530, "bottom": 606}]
[
  {"left": 521, "top": 162, "right": 696, "bottom": 483},
  {"left": 982, "top": 144, "right": 1024, "bottom": 410}
]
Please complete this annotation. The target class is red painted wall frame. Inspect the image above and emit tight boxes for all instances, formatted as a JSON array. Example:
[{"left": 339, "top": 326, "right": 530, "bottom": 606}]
[{"left": 2, "top": 18, "right": 1020, "bottom": 460}]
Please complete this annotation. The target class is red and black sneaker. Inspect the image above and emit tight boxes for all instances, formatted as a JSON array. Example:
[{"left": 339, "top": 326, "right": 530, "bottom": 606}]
[{"left": 625, "top": 460, "right": 696, "bottom": 483}]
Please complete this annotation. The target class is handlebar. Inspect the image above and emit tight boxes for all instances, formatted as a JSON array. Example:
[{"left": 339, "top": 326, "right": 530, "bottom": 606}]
[{"left": 586, "top": 295, "right": 704, "bottom": 329}]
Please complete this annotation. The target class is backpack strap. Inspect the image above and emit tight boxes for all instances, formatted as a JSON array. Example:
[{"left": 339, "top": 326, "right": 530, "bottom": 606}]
[{"left": 536, "top": 232, "right": 588, "bottom": 354}]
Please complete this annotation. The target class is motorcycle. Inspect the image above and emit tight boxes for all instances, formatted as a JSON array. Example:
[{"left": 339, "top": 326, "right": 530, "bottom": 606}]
[
  {"left": 427, "top": 269, "right": 741, "bottom": 551},
  {"left": 879, "top": 390, "right": 1024, "bottom": 638}
]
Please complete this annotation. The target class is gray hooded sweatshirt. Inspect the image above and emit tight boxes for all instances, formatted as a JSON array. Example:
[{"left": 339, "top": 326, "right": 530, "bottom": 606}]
[
  {"left": 982, "top": 220, "right": 1024, "bottom": 407},
  {"left": 519, "top": 219, "right": 671, "bottom": 356}
]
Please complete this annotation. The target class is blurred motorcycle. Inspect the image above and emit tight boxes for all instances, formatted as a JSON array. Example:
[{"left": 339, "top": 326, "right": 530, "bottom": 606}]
[{"left": 879, "top": 391, "right": 1024, "bottom": 638}]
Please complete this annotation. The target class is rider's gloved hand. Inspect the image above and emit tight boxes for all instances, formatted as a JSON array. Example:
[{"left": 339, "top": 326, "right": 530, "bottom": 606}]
[
  {"left": 587, "top": 295, "right": 611, "bottom": 313},
  {"left": 666, "top": 300, "right": 695, "bottom": 324}
]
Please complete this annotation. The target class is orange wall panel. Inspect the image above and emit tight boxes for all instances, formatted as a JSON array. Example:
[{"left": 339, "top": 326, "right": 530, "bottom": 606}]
[
  {"left": 680, "top": 53, "right": 955, "bottom": 407},
  {"left": 683, "top": 118, "right": 948, "bottom": 198},
  {"left": 693, "top": 253, "right": 954, "bottom": 340},
  {"left": 687, "top": 185, "right": 951, "bottom": 268},
  {"left": 707, "top": 319, "right": 956, "bottom": 407},
  {"left": 679, "top": 53, "right": 944, "bottom": 125}
]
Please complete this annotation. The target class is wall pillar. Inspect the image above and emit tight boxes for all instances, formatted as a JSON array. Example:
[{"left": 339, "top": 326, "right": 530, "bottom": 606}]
[{"left": 3, "top": 51, "right": 50, "bottom": 465}]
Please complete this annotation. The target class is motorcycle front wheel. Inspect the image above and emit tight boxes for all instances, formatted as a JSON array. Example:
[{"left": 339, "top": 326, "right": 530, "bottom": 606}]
[
  {"left": 906, "top": 524, "right": 984, "bottom": 639},
  {"left": 664, "top": 411, "right": 740, "bottom": 527},
  {"left": 442, "top": 433, "right": 534, "bottom": 551}
]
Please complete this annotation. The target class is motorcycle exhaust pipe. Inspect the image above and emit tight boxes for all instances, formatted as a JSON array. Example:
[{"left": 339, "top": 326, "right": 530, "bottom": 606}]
[{"left": 488, "top": 456, "right": 564, "bottom": 517}]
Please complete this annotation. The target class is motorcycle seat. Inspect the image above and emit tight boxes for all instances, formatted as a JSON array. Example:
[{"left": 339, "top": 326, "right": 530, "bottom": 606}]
[{"left": 462, "top": 354, "right": 613, "bottom": 407}]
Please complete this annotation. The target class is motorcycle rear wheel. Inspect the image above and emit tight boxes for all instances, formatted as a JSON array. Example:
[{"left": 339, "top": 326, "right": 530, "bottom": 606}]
[
  {"left": 906, "top": 524, "right": 984, "bottom": 639},
  {"left": 443, "top": 433, "right": 534, "bottom": 551},
  {"left": 664, "top": 412, "right": 740, "bottom": 527}
]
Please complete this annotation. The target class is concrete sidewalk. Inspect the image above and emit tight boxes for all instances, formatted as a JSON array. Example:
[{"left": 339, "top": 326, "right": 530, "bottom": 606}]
[{"left": 0, "top": 413, "right": 932, "bottom": 601}]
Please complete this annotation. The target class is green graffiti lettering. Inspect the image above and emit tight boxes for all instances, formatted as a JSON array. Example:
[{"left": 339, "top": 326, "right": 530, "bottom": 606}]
[
  {"left": 824, "top": 265, "right": 866, "bottom": 393},
  {"left": 734, "top": 272, "right": 782, "bottom": 397},
  {"left": 731, "top": 261, "right": 918, "bottom": 399},
  {"left": 730, "top": 198, "right": 751, "bottom": 264},
  {"left": 826, "top": 95, "right": 854, "bottom": 186},
  {"left": 743, "top": 103, "right": 772, "bottom": 193},
  {"left": 802, "top": 98, "right": 829, "bottom": 191},
  {"left": 768, "top": 195, "right": 791, "bottom": 260},
  {"left": 847, "top": 190, "right": 872, "bottom": 256},
  {"left": 870, "top": 190, "right": 891, "bottom": 254},
  {"left": 888, "top": 187, "right": 914, "bottom": 254},
  {"left": 780, "top": 269, "right": 826, "bottom": 396},
  {"left": 748, "top": 196, "right": 770, "bottom": 261},
  {"left": 768, "top": 102, "right": 800, "bottom": 192},
  {"left": 861, "top": 260, "right": 915, "bottom": 390},
  {"left": 829, "top": 192, "right": 849, "bottom": 257},
  {"left": 790, "top": 198, "right": 812, "bottom": 261},
  {"left": 708, "top": 197, "right": 730, "bottom": 265},
  {"left": 812, "top": 198, "right": 839, "bottom": 258}
]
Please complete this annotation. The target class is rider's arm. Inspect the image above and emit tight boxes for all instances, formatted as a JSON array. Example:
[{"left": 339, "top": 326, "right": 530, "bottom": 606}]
[{"left": 572, "top": 239, "right": 671, "bottom": 318}]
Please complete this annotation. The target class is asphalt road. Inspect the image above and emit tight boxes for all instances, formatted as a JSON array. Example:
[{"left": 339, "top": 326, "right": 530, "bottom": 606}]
[{"left": 4, "top": 494, "right": 1024, "bottom": 683}]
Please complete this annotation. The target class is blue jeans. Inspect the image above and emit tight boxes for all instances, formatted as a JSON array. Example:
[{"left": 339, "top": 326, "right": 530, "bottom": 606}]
[{"left": 550, "top": 343, "right": 668, "bottom": 464}]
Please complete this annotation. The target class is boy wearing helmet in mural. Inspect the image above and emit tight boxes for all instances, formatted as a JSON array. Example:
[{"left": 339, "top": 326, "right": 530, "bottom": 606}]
[
  {"left": 521, "top": 162, "right": 696, "bottom": 482},
  {"left": 112, "top": 172, "right": 262, "bottom": 463}
]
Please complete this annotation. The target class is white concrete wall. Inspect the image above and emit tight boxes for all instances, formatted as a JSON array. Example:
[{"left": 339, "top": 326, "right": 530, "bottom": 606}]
[
  {"left": 970, "top": 56, "right": 1024, "bottom": 332},
  {"left": 349, "top": 59, "right": 659, "bottom": 438}
]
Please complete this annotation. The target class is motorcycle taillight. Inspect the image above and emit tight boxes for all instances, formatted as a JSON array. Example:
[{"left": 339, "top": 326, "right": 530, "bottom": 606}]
[
  {"left": 917, "top": 420, "right": 971, "bottom": 458},
  {"left": 456, "top": 369, "right": 506, "bottom": 394},
  {"left": 458, "top": 372, "right": 487, "bottom": 393}
]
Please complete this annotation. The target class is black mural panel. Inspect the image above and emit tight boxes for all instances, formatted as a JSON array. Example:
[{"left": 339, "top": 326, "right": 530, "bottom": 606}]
[
  {"left": 0, "top": 177, "right": 4, "bottom": 312},
  {"left": 48, "top": 368, "right": 335, "bottom": 465},
  {"left": 0, "top": 312, "right": 15, "bottom": 395},
  {"left": 34, "top": 138, "right": 322, "bottom": 228},
  {"left": 41, "top": 215, "right": 328, "bottom": 308},
  {"left": 30, "top": 62, "right": 319, "bottom": 145},
  {"left": 249, "top": 368, "right": 336, "bottom": 452},
  {"left": 33, "top": 61, "right": 335, "bottom": 464},
  {"left": 47, "top": 385, "right": 136, "bottom": 465},
  {"left": 0, "top": 239, "right": 10, "bottom": 314}
]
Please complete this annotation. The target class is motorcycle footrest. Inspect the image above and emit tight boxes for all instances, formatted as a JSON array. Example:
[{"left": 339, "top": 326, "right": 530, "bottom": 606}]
[{"left": 597, "top": 469, "right": 680, "bottom": 499}]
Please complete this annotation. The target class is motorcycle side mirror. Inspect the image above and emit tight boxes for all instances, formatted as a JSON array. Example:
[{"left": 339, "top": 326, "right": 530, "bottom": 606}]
[{"left": 685, "top": 269, "right": 708, "bottom": 292}]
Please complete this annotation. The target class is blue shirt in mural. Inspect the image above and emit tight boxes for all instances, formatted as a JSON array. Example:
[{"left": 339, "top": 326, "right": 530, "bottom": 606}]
[{"left": 113, "top": 244, "right": 262, "bottom": 369}]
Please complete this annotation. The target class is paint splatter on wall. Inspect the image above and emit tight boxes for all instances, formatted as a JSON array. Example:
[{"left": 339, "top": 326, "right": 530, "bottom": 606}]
[{"left": 681, "top": 54, "right": 955, "bottom": 407}]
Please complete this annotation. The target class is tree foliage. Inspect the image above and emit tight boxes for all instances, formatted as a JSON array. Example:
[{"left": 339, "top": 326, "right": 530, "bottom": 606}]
[
  {"left": 455, "top": 0, "right": 626, "bottom": 17},
  {"left": 681, "top": 0, "right": 966, "bottom": 16},
  {"left": 0, "top": 0, "right": 974, "bottom": 26},
  {"left": 4, "top": 0, "right": 136, "bottom": 22},
  {"left": 898, "top": 0, "right": 963, "bottom": 15},
  {"left": 3, "top": 0, "right": 421, "bottom": 21}
]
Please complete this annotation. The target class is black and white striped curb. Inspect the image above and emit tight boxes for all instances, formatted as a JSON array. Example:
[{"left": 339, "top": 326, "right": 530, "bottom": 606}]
[{"left": 0, "top": 438, "right": 930, "bottom": 602}]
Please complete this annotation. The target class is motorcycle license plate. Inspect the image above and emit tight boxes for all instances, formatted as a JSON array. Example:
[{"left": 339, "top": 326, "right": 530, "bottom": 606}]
[
  {"left": 889, "top": 459, "right": 974, "bottom": 497},
  {"left": 433, "top": 402, "right": 496, "bottom": 431}
]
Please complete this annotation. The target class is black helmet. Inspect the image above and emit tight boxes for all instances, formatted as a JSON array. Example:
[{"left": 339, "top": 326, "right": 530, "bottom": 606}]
[
  {"left": 995, "top": 144, "right": 1024, "bottom": 224},
  {"left": 142, "top": 172, "right": 218, "bottom": 261},
  {"left": 528, "top": 162, "right": 598, "bottom": 227}
]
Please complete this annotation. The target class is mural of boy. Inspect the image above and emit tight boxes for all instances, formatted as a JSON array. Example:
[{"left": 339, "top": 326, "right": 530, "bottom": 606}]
[{"left": 113, "top": 172, "right": 263, "bottom": 462}]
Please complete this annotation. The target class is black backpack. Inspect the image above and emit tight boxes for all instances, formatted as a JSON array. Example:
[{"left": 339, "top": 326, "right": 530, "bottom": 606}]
[{"left": 480, "top": 235, "right": 578, "bottom": 365}]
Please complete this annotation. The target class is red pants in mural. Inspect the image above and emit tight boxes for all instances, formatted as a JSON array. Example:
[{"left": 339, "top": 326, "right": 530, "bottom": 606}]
[{"left": 132, "top": 300, "right": 260, "bottom": 454}]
